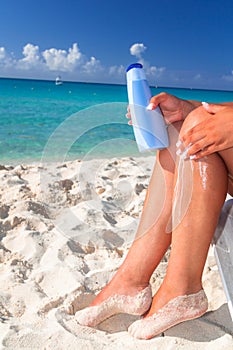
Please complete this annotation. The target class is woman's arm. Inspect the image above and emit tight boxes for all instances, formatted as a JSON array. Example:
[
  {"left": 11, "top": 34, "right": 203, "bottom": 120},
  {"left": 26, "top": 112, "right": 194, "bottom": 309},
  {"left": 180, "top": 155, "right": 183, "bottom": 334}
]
[
  {"left": 125, "top": 92, "right": 199, "bottom": 125},
  {"left": 126, "top": 92, "right": 233, "bottom": 159},
  {"left": 148, "top": 92, "right": 202, "bottom": 123}
]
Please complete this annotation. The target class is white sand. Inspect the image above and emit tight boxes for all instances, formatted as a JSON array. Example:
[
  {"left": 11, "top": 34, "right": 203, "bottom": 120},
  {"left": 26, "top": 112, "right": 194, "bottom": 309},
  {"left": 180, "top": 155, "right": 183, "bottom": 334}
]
[{"left": 0, "top": 156, "right": 232, "bottom": 349}]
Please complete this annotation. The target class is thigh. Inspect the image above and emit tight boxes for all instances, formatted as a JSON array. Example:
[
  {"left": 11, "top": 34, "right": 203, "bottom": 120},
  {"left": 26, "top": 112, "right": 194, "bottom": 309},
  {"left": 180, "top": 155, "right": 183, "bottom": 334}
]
[
  {"left": 219, "top": 148, "right": 233, "bottom": 196},
  {"left": 228, "top": 174, "right": 233, "bottom": 196}
]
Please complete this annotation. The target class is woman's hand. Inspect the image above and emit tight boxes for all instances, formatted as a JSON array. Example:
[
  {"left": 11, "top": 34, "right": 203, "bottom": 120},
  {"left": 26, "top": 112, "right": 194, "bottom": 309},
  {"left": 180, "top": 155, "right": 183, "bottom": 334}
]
[
  {"left": 180, "top": 103, "right": 233, "bottom": 159},
  {"left": 148, "top": 92, "right": 200, "bottom": 124},
  {"left": 126, "top": 92, "right": 200, "bottom": 125}
]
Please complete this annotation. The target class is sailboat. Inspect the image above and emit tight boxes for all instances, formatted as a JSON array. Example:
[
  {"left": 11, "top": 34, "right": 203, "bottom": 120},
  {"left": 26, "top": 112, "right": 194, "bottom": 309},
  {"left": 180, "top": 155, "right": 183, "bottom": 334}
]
[{"left": 55, "top": 76, "right": 63, "bottom": 85}]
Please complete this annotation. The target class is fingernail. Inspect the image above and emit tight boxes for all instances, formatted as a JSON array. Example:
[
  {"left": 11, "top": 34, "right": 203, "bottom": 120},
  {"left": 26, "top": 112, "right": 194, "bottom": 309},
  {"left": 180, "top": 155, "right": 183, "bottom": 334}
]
[
  {"left": 146, "top": 103, "right": 155, "bottom": 110},
  {"left": 176, "top": 142, "right": 194, "bottom": 160},
  {"left": 202, "top": 102, "right": 209, "bottom": 108},
  {"left": 190, "top": 155, "right": 197, "bottom": 160},
  {"left": 180, "top": 148, "right": 189, "bottom": 160},
  {"left": 176, "top": 140, "right": 182, "bottom": 148}
]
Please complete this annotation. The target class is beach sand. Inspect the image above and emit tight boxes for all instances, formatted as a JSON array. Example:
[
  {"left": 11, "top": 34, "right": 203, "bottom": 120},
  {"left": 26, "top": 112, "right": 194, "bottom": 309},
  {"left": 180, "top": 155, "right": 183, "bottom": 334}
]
[{"left": 0, "top": 156, "right": 233, "bottom": 349}]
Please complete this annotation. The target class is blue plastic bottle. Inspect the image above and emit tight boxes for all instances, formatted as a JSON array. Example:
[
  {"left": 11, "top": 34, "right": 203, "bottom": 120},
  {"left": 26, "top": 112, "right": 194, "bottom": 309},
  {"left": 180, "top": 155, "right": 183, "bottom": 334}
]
[{"left": 126, "top": 63, "right": 169, "bottom": 152}]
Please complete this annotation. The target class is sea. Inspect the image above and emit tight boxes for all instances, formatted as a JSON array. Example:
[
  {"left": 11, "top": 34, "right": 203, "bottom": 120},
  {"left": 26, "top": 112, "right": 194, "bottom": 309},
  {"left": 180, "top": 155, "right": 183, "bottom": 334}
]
[{"left": 1, "top": 77, "right": 233, "bottom": 164}]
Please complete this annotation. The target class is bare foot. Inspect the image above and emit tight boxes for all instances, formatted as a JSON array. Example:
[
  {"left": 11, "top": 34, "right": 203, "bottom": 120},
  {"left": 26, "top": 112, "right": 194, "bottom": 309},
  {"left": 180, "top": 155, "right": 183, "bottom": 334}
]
[
  {"left": 90, "top": 273, "right": 149, "bottom": 307},
  {"left": 144, "top": 281, "right": 203, "bottom": 318},
  {"left": 75, "top": 274, "right": 152, "bottom": 327},
  {"left": 128, "top": 288, "right": 208, "bottom": 339}
]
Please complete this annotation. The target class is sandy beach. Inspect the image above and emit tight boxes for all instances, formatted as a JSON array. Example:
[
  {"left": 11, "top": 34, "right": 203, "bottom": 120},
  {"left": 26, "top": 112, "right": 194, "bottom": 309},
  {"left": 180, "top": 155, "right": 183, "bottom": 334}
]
[{"left": 0, "top": 155, "right": 233, "bottom": 349}]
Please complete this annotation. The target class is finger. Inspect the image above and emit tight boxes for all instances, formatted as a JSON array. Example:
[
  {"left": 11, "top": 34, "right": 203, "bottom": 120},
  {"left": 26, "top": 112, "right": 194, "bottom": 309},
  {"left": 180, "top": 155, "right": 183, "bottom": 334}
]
[
  {"left": 187, "top": 140, "right": 213, "bottom": 157},
  {"left": 148, "top": 92, "right": 168, "bottom": 109},
  {"left": 190, "top": 145, "right": 216, "bottom": 160},
  {"left": 128, "top": 120, "right": 132, "bottom": 126},
  {"left": 125, "top": 112, "right": 131, "bottom": 119},
  {"left": 146, "top": 102, "right": 156, "bottom": 110},
  {"left": 181, "top": 128, "right": 206, "bottom": 148}
]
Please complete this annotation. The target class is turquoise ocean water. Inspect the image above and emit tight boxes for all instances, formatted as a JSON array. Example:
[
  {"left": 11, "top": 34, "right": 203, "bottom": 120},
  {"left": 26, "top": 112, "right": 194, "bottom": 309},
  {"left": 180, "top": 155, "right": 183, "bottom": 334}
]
[{"left": 1, "top": 77, "right": 233, "bottom": 164}]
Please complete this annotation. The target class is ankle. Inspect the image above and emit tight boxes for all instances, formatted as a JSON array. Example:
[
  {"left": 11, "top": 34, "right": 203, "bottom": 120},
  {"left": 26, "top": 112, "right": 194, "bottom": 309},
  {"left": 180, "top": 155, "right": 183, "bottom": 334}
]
[
  {"left": 112, "top": 269, "right": 149, "bottom": 290},
  {"left": 162, "top": 277, "right": 202, "bottom": 296}
]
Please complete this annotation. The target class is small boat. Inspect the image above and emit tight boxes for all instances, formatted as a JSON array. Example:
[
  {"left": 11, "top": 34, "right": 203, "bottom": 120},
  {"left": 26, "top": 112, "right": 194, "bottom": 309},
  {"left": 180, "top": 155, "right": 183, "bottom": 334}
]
[{"left": 55, "top": 76, "right": 63, "bottom": 85}]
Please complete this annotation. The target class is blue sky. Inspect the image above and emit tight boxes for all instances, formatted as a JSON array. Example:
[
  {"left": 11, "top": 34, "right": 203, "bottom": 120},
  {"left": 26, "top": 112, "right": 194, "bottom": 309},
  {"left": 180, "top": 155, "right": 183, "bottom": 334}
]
[{"left": 0, "top": 0, "right": 233, "bottom": 90}]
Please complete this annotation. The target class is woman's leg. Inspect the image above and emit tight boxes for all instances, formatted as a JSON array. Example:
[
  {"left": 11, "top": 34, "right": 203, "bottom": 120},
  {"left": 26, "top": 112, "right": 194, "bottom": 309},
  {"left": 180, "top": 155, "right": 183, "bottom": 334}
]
[
  {"left": 218, "top": 148, "right": 233, "bottom": 196},
  {"left": 128, "top": 149, "right": 228, "bottom": 339},
  {"left": 141, "top": 151, "right": 228, "bottom": 317},
  {"left": 89, "top": 123, "right": 181, "bottom": 306},
  {"left": 74, "top": 124, "right": 181, "bottom": 326}
]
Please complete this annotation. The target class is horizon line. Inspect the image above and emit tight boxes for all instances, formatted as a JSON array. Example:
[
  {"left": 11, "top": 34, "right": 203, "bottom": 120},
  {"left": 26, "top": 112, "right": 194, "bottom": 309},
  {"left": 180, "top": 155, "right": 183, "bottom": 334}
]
[{"left": 0, "top": 76, "right": 233, "bottom": 93}]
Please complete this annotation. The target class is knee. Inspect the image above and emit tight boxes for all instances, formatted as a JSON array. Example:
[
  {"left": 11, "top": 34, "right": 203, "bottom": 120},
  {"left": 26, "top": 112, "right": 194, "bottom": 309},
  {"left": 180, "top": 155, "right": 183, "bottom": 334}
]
[{"left": 179, "top": 106, "right": 212, "bottom": 144}]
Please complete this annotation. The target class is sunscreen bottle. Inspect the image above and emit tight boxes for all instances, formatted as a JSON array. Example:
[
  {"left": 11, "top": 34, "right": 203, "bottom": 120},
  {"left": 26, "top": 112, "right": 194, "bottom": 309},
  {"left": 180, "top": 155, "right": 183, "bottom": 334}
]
[{"left": 126, "top": 63, "right": 169, "bottom": 152}]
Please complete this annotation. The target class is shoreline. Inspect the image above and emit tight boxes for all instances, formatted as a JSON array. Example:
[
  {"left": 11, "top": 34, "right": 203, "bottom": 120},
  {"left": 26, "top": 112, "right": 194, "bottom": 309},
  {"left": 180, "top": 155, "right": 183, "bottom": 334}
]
[
  {"left": 0, "top": 150, "right": 156, "bottom": 168},
  {"left": 0, "top": 155, "right": 233, "bottom": 349}
]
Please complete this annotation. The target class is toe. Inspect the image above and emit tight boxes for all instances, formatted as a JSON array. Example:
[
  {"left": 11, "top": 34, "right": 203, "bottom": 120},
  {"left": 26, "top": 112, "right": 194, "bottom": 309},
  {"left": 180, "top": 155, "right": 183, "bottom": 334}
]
[{"left": 128, "top": 320, "right": 144, "bottom": 339}]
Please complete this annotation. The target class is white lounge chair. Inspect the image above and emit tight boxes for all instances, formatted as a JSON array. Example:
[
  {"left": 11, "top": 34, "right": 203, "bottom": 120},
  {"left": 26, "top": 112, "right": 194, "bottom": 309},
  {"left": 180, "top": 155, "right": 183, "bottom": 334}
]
[{"left": 213, "top": 199, "right": 233, "bottom": 321}]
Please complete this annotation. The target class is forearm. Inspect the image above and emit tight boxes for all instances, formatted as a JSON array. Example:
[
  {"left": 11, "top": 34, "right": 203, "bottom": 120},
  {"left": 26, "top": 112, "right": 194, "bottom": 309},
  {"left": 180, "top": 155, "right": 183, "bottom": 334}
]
[
  {"left": 182, "top": 99, "right": 233, "bottom": 120},
  {"left": 221, "top": 102, "right": 233, "bottom": 107}
]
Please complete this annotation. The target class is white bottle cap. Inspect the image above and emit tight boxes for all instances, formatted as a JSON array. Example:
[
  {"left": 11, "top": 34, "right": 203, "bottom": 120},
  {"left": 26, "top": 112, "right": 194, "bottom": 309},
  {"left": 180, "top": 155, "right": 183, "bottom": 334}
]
[{"left": 126, "top": 63, "right": 146, "bottom": 81}]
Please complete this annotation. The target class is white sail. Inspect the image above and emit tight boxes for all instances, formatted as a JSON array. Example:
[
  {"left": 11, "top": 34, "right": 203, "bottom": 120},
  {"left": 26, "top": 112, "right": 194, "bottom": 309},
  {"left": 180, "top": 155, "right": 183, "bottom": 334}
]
[{"left": 55, "top": 76, "right": 63, "bottom": 85}]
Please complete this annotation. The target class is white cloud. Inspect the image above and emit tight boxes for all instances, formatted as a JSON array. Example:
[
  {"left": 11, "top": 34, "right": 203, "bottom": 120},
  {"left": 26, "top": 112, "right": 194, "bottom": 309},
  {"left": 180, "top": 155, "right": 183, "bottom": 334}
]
[
  {"left": 129, "top": 42, "right": 165, "bottom": 83},
  {"left": 0, "top": 42, "right": 229, "bottom": 88},
  {"left": 42, "top": 48, "right": 68, "bottom": 71},
  {"left": 83, "top": 56, "right": 103, "bottom": 74},
  {"left": 0, "top": 46, "right": 14, "bottom": 67},
  {"left": 143, "top": 62, "right": 165, "bottom": 78},
  {"left": 67, "top": 43, "right": 82, "bottom": 64},
  {"left": 130, "top": 43, "right": 147, "bottom": 58},
  {"left": 18, "top": 43, "right": 42, "bottom": 70},
  {"left": 22, "top": 43, "right": 40, "bottom": 62},
  {"left": 0, "top": 41, "right": 165, "bottom": 84},
  {"left": 109, "top": 64, "right": 125, "bottom": 76},
  {"left": 42, "top": 43, "right": 83, "bottom": 72},
  {"left": 0, "top": 47, "right": 6, "bottom": 60}
]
